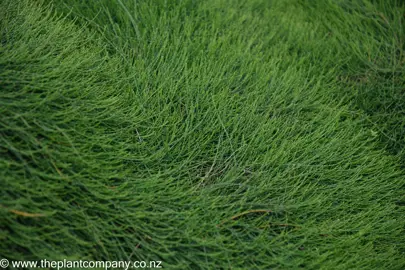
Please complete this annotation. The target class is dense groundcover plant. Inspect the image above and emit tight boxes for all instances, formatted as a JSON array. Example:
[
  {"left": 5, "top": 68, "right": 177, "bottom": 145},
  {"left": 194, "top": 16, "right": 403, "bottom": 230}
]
[{"left": 1, "top": 0, "right": 404, "bottom": 269}]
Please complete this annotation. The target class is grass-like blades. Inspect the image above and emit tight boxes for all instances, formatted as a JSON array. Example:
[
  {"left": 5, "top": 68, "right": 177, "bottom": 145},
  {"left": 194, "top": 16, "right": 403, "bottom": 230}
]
[{"left": 1, "top": 0, "right": 404, "bottom": 269}]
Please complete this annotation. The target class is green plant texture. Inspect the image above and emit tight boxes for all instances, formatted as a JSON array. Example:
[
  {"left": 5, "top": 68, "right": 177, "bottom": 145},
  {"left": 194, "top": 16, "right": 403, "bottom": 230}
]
[{"left": 1, "top": 0, "right": 404, "bottom": 269}]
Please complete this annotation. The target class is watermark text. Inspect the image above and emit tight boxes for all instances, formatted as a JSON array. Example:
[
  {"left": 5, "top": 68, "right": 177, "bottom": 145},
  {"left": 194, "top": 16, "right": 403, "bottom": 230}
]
[{"left": 0, "top": 258, "right": 162, "bottom": 269}]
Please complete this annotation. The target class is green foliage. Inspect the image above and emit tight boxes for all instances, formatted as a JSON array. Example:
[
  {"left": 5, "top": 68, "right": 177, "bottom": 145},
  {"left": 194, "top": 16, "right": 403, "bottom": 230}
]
[{"left": 1, "top": 0, "right": 404, "bottom": 269}]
